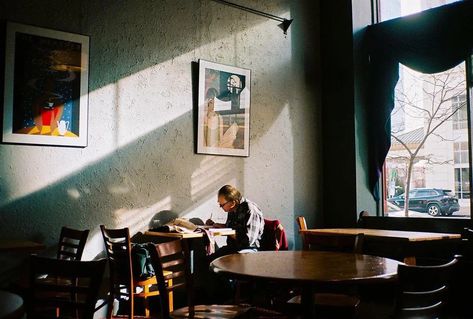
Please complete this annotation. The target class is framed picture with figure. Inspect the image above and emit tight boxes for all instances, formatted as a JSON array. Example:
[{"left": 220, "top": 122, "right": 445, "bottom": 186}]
[
  {"left": 2, "top": 22, "right": 89, "bottom": 147},
  {"left": 197, "top": 59, "right": 251, "bottom": 156}
]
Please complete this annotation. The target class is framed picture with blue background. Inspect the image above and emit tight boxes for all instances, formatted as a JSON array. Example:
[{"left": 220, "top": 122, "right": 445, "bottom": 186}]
[{"left": 2, "top": 22, "right": 89, "bottom": 147}]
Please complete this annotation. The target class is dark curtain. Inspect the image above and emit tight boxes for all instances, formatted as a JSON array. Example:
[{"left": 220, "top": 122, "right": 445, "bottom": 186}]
[{"left": 366, "top": 0, "right": 473, "bottom": 200}]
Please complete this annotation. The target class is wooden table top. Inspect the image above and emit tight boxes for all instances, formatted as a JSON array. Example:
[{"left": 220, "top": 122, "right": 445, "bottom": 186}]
[
  {"left": 0, "top": 239, "right": 46, "bottom": 252},
  {"left": 145, "top": 228, "right": 235, "bottom": 238},
  {"left": 210, "top": 250, "right": 400, "bottom": 284},
  {"left": 0, "top": 290, "right": 24, "bottom": 319},
  {"left": 301, "top": 228, "right": 461, "bottom": 242}
]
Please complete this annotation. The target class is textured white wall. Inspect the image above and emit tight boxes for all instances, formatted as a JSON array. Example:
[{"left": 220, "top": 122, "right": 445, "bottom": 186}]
[{"left": 0, "top": 0, "right": 320, "bottom": 262}]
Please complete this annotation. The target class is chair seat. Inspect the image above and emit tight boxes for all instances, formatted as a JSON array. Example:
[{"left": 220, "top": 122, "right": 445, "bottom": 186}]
[
  {"left": 171, "top": 304, "right": 250, "bottom": 318},
  {"left": 134, "top": 276, "right": 158, "bottom": 286}
]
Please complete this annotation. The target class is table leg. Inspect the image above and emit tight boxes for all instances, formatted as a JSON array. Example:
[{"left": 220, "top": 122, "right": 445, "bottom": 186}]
[{"left": 301, "top": 285, "right": 315, "bottom": 318}]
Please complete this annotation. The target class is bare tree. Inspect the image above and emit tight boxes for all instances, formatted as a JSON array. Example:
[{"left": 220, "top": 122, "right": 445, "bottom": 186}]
[{"left": 390, "top": 65, "right": 466, "bottom": 216}]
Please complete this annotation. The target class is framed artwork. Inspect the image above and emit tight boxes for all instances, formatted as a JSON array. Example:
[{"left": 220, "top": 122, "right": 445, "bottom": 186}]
[
  {"left": 197, "top": 59, "right": 251, "bottom": 156},
  {"left": 2, "top": 22, "right": 89, "bottom": 147}
]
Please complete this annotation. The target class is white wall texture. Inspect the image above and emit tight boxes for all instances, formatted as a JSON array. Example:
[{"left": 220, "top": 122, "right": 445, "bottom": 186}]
[{"left": 0, "top": 0, "right": 320, "bottom": 267}]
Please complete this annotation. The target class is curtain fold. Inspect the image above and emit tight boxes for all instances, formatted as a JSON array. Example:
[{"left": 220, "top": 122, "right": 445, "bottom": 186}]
[{"left": 365, "top": 0, "right": 473, "bottom": 199}]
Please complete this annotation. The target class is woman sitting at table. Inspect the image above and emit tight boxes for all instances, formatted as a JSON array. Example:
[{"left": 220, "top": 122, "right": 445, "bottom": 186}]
[{"left": 206, "top": 184, "right": 265, "bottom": 260}]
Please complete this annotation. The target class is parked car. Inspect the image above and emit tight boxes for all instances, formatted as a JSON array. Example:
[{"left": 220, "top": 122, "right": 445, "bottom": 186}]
[{"left": 387, "top": 188, "right": 460, "bottom": 216}]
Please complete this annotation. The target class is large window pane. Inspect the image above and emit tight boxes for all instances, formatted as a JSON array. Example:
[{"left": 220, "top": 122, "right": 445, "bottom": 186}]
[{"left": 385, "top": 62, "right": 469, "bottom": 218}]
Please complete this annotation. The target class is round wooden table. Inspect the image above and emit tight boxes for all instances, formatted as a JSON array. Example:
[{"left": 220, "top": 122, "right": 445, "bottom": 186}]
[
  {"left": 210, "top": 251, "right": 401, "bottom": 317},
  {"left": 0, "top": 290, "right": 24, "bottom": 319}
]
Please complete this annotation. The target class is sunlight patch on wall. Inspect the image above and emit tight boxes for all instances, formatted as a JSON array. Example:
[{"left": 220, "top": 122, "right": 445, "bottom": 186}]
[
  {"left": 115, "top": 57, "right": 194, "bottom": 148},
  {"left": 82, "top": 231, "right": 106, "bottom": 261},
  {"left": 67, "top": 188, "right": 81, "bottom": 199},
  {"left": 190, "top": 156, "right": 239, "bottom": 200},
  {"left": 112, "top": 195, "right": 172, "bottom": 236},
  {"left": 180, "top": 194, "right": 231, "bottom": 248},
  {"left": 108, "top": 185, "right": 130, "bottom": 195}
]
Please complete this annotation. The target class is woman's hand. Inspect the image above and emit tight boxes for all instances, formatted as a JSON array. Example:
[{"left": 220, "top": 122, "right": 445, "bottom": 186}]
[{"left": 205, "top": 219, "right": 215, "bottom": 226}]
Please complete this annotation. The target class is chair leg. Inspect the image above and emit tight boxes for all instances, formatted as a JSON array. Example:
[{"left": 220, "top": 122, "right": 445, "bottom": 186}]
[
  {"left": 143, "top": 285, "right": 150, "bottom": 317},
  {"left": 168, "top": 278, "right": 174, "bottom": 312},
  {"left": 234, "top": 280, "right": 242, "bottom": 304},
  {"left": 129, "top": 284, "right": 134, "bottom": 319},
  {"left": 106, "top": 291, "right": 114, "bottom": 319}
]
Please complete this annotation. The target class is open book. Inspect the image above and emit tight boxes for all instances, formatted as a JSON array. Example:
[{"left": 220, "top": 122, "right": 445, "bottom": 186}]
[
  {"left": 152, "top": 218, "right": 198, "bottom": 233},
  {"left": 154, "top": 225, "right": 195, "bottom": 234}
]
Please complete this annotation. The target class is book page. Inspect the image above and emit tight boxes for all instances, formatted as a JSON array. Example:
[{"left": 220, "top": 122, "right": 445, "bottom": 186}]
[
  {"left": 172, "top": 218, "right": 198, "bottom": 231},
  {"left": 174, "top": 226, "right": 195, "bottom": 233}
]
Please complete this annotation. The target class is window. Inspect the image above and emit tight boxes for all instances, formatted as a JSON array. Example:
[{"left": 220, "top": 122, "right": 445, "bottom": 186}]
[
  {"left": 384, "top": 62, "right": 469, "bottom": 218},
  {"left": 452, "top": 95, "right": 467, "bottom": 130},
  {"left": 455, "top": 167, "right": 470, "bottom": 199},
  {"left": 454, "top": 142, "right": 469, "bottom": 164},
  {"left": 416, "top": 190, "right": 430, "bottom": 197},
  {"left": 379, "top": 0, "right": 463, "bottom": 22}
]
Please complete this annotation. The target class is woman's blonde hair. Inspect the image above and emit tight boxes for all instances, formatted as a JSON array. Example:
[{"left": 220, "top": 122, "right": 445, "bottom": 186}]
[{"left": 218, "top": 185, "right": 242, "bottom": 203}]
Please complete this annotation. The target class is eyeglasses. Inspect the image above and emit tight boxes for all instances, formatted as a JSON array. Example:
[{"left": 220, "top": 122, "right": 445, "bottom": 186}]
[{"left": 219, "top": 200, "right": 231, "bottom": 208}]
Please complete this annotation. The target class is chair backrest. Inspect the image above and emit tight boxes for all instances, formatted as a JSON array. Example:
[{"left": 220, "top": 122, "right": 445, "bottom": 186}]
[
  {"left": 357, "top": 211, "right": 370, "bottom": 226},
  {"left": 57, "top": 226, "right": 89, "bottom": 260},
  {"left": 100, "top": 225, "right": 133, "bottom": 288},
  {"left": 147, "top": 239, "right": 191, "bottom": 318},
  {"left": 395, "top": 256, "right": 459, "bottom": 319},
  {"left": 302, "top": 232, "right": 364, "bottom": 254},
  {"left": 260, "top": 219, "right": 289, "bottom": 251},
  {"left": 296, "top": 216, "right": 308, "bottom": 231},
  {"left": 450, "top": 229, "right": 473, "bottom": 316},
  {"left": 295, "top": 216, "right": 363, "bottom": 253},
  {"left": 28, "top": 255, "right": 106, "bottom": 318}
]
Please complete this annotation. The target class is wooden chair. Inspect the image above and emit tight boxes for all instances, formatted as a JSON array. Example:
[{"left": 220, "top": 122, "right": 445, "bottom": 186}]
[
  {"left": 51, "top": 226, "right": 90, "bottom": 313},
  {"left": 100, "top": 225, "right": 170, "bottom": 318},
  {"left": 57, "top": 226, "right": 89, "bottom": 261},
  {"left": 10, "top": 226, "right": 89, "bottom": 297},
  {"left": 28, "top": 255, "right": 106, "bottom": 318},
  {"left": 297, "top": 216, "right": 309, "bottom": 250},
  {"left": 394, "top": 256, "right": 459, "bottom": 319},
  {"left": 147, "top": 239, "right": 252, "bottom": 319},
  {"left": 294, "top": 216, "right": 363, "bottom": 319}
]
